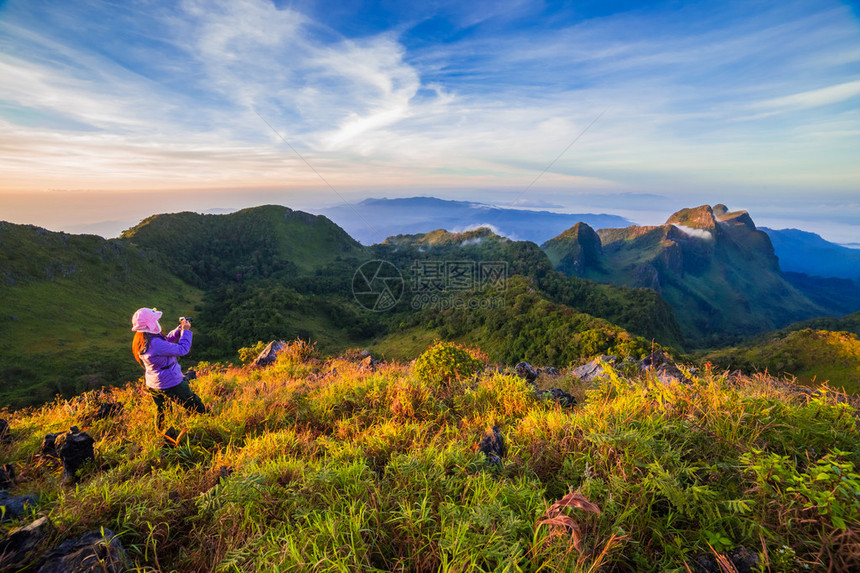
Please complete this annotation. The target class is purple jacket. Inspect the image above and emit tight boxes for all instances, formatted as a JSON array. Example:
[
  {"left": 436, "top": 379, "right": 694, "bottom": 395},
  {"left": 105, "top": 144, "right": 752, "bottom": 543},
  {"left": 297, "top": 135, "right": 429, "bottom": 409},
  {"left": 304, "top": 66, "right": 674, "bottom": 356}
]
[{"left": 140, "top": 327, "right": 192, "bottom": 390}]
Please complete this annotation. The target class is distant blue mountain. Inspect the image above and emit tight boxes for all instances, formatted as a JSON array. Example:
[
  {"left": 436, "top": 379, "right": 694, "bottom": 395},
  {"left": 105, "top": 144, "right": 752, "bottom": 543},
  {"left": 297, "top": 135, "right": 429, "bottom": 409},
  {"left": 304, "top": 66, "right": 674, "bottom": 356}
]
[
  {"left": 762, "top": 228, "right": 860, "bottom": 280},
  {"left": 320, "top": 197, "right": 632, "bottom": 245}
]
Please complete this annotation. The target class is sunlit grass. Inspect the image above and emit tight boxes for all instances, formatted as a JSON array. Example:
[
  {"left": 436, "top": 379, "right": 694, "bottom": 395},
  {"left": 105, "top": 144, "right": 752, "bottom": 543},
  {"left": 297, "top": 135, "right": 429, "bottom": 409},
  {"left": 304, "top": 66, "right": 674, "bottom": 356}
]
[{"left": 1, "top": 340, "right": 858, "bottom": 571}]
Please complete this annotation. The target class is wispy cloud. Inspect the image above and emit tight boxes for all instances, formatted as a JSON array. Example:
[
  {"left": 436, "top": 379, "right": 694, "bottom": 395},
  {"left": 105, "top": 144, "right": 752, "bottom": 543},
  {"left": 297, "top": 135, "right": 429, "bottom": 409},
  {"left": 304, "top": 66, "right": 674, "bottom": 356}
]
[
  {"left": 755, "top": 80, "right": 860, "bottom": 111},
  {"left": 0, "top": 0, "right": 858, "bottom": 243}
]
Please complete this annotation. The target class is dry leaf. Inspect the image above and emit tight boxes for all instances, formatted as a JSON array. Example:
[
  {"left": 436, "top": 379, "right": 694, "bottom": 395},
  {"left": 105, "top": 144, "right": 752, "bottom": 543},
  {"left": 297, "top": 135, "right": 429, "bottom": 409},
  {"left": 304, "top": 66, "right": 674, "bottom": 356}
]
[
  {"left": 548, "top": 493, "right": 601, "bottom": 516},
  {"left": 535, "top": 492, "right": 600, "bottom": 554},
  {"left": 537, "top": 515, "right": 583, "bottom": 551},
  {"left": 537, "top": 515, "right": 579, "bottom": 529}
]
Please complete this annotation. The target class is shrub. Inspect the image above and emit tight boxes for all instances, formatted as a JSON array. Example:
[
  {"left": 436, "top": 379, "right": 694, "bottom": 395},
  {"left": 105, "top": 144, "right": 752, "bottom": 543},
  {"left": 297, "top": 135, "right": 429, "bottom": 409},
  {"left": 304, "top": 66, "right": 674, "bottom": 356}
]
[
  {"left": 237, "top": 340, "right": 267, "bottom": 365},
  {"left": 413, "top": 341, "right": 486, "bottom": 386},
  {"left": 278, "top": 338, "right": 317, "bottom": 363}
]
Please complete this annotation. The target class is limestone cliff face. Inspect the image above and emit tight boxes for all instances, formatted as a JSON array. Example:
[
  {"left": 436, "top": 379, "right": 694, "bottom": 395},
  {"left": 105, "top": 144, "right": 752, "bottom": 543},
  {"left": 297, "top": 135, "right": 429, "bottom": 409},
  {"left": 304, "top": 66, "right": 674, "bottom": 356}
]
[
  {"left": 542, "top": 204, "right": 824, "bottom": 347},
  {"left": 712, "top": 205, "right": 780, "bottom": 273}
]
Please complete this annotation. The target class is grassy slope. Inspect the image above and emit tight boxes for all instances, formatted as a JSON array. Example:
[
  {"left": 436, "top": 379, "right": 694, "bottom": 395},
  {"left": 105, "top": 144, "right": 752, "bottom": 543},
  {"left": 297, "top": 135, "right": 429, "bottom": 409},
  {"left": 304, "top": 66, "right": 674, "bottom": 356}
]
[
  {"left": 704, "top": 328, "right": 860, "bottom": 394},
  {"left": 0, "top": 223, "right": 201, "bottom": 408},
  {"left": 1, "top": 206, "right": 372, "bottom": 408},
  {"left": 1, "top": 343, "right": 858, "bottom": 572},
  {"left": 2, "top": 212, "right": 685, "bottom": 410},
  {"left": 776, "top": 311, "right": 860, "bottom": 338}
]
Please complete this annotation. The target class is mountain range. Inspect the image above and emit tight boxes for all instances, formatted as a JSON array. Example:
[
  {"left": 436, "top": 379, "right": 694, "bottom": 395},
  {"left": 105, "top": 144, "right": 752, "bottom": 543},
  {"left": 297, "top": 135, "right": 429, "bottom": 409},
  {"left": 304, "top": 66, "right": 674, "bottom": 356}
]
[
  {"left": 320, "top": 197, "right": 860, "bottom": 282},
  {"left": 760, "top": 227, "right": 860, "bottom": 280},
  {"left": 2, "top": 201, "right": 859, "bottom": 408},
  {"left": 320, "top": 197, "right": 632, "bottom": 245}
]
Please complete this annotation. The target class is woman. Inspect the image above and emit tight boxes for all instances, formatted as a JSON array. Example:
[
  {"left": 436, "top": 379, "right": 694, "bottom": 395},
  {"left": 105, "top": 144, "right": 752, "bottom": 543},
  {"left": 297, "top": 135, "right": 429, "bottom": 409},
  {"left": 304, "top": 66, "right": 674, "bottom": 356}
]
[{"left": 131, "top": 307, "right": 206, "bottom": 429}]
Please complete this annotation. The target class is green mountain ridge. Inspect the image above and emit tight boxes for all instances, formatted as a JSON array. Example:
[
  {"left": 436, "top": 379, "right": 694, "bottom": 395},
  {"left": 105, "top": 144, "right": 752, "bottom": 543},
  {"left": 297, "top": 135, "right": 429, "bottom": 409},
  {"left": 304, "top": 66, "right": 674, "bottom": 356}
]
[
  {"left": 1, "top": 210, "right": 680, "bottom": 409},
  {"left": 121, "top": 205, "right": 366, "bottom": 284},
  {"left": 373, "top": 226, "right": 684, "bottom": 349},
  {"left": 705, "top": 327, "right": 860, "bottom": 394},
  {"left": 542, "top": 204, "right": 828, "bottom": 347},
  {"left": 701, "top": 311, "right": 860, "bottom": 393},
  {"left": 2, "top": 203, "right": 857, "bottom": 409}
]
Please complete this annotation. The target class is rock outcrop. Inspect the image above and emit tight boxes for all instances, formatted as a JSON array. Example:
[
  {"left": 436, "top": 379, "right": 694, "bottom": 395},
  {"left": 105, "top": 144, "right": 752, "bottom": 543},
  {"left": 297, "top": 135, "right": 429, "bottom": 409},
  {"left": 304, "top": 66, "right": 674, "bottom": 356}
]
[
  {"left": 41, "top": 427, "right": 96, "bottom": 483},
  {"left": 516, "top": 361, "right": 577, "bottom": 407},
  {"left": 0, "top": 463, "right": 15, "bottom": 489},
  {"left": 0, "top": 516, "right": 54, "bottom": 570},
  {"left": 477, "top": 426, "right": 506, "bottom": 465},
  {"left": 252, "top": 340, "right": 287, "bottom": 368},
  {"left": 38, "top": 528, "right": 128, "bottom": 573},
  {"left": 572, "top": 356, "right": 618, "bottom": 383},
  {"left": 514, "top": 362, "right": 538, "bottom": 382},
  {"left": 0, "top": 490, "right": 39, "bottom": 521}
]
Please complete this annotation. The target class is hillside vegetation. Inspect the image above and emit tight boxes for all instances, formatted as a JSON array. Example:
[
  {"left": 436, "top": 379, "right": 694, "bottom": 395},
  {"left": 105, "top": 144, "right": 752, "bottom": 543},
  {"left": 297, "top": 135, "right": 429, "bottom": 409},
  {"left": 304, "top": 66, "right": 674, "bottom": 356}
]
[
  {"left": 700, "top": 312, "right": 860, "bottom": 393},
  {"left": 0, "top": 222, "right": 201, "bottom": 409},
  {"left": 777, "top": 311, "right": 860, "bottom": 338},
  {"left": 121, "top": 206, "right": 366, "bottom": 284},
  {"left": 376, "top": 227, "right": 684, "bottom": 349},
  {"left": 1, "top": 341, "right": 858, "bottom": 571},
  {"left": 3, "top": 204, "right": 858, "bottom": 412},
  {"left": 373, "top": 276, "right": 658, "bottom": 364},
  {"left": 1, "top": 212, "right": 688, "bottom": 409}
]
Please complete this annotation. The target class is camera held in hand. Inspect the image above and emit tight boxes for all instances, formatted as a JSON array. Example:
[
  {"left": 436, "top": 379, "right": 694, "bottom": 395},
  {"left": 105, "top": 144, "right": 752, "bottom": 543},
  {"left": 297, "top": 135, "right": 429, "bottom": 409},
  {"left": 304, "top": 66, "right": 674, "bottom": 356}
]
[{"left": 180, "top": 316, "right": 192, "bottom": 323}]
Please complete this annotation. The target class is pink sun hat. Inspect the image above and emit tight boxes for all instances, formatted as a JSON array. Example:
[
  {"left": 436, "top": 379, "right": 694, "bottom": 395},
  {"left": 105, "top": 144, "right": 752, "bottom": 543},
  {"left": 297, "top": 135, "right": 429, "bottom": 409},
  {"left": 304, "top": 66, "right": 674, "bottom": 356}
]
[{"left": 131, "top": 307, "right": 163, "bottom": 334}]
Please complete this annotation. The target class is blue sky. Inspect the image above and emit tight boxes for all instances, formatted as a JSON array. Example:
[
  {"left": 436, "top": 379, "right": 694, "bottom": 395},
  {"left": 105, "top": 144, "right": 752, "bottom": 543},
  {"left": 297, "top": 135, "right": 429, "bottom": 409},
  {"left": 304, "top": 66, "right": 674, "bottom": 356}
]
[{"left": 1, "top": 0, "right": 859, "bottom": 242}]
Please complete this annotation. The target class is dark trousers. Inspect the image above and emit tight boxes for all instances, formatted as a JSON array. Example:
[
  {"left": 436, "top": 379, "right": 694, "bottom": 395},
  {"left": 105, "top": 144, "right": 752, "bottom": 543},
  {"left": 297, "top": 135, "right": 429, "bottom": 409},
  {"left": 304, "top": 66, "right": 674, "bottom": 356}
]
[{"left": 148, "top": 379, "right": 207, "bottom": 429}]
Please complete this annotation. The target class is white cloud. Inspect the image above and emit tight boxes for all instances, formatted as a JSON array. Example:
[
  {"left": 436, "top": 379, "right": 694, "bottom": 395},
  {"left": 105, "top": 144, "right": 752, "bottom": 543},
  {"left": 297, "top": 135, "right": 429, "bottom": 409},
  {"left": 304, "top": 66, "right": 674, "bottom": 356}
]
[
  {"left": 0, "top": 0, "right": 859, "bottom": 220},
  {"left": 459, "top": 237, "right": 483, "bottom": 246},
  {"left": 673, "top": 225, "right": 714, "bottom": 241},
  {"left": 452, "top": 223, "right": 517, "bottom": 241},
  {"left": 755, "top": 80, "right": 860, "bottom": 111}
]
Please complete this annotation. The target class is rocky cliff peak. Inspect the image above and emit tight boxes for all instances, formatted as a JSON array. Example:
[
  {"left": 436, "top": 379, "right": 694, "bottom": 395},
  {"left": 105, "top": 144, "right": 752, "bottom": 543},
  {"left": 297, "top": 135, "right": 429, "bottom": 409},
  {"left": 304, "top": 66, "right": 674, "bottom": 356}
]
[
  {"left": 665, "top": 205, "right": 717, "bottom": 230},
  {"left": 715, "top": 208, "right": 756, "bottom": 230}
]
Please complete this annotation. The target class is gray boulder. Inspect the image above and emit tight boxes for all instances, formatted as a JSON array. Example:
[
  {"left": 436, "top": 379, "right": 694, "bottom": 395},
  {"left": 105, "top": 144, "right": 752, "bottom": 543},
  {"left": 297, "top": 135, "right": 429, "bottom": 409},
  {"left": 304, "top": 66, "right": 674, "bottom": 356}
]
[
  {"left": 536, "top": 388, "right": 577, "bottom": 408},
  {"left": 0, "top": 490, "right": 40, "bottom": 521},
  {"left": 358, "top": 352, "right": 379, "bottom": 371},
  {"left": 40, "top": 433, "right": 61, "bottom": 458},
  {"left": 572, "top": 356, "right": 618, "bottom": 383},
  {"left": 654, "top": 362, "right": 693, "bottom": 386},
  {"left": 692, "top": 546, "right": 759, "bottom": 573},
  {"left": 252, "top": 340, "right": 287, "bottom": 368},
  {"left": 638, "top": 350, "right": 692, "bottom": 385},
  {"left": 0, "top": 516, "right": 54, "bottom": 570},
  {"left": 38, "top": 528, "right": 128, "bottom": 573},
  {"left": 514, "top": 362, "right": 538, "bottom": 382},
  {"left": 54, "top": 427, "right": 95, "bottom": 483},
  {"left": 477, "top": 426, "right": 506, "bottom": 465}
]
